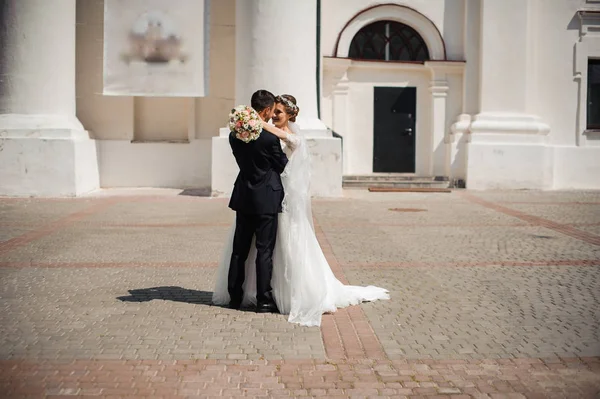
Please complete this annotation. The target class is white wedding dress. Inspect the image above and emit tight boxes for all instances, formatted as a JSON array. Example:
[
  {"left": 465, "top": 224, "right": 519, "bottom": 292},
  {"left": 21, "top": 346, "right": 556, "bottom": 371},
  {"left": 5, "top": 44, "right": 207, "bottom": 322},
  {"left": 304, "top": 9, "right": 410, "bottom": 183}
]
[{"left": 212, "top": 122, "right": 389, "bottom": 326}]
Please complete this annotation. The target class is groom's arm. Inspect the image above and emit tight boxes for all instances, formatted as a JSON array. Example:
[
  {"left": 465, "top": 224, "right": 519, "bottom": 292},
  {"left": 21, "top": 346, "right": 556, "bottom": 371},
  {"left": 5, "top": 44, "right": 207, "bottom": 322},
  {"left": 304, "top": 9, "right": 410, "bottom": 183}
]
[
  {"left": 229, "top": 132, "right": 243, "bottom": 169},
  {"left": 269, "top": 135, "right": 288, "bottom": 174}
]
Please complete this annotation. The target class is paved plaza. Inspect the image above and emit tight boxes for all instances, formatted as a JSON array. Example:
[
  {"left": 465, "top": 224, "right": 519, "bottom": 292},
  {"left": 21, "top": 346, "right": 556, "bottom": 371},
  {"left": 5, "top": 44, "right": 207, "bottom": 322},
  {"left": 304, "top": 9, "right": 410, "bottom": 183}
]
[{"left": 1, "top": 189, "right": 599, "bottom": 398}]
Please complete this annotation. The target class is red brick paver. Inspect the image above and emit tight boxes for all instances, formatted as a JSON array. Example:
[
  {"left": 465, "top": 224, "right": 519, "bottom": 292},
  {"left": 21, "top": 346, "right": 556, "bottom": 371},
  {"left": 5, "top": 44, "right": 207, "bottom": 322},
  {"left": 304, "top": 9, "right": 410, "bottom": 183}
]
[
  {"left": 0, "top": 261, "right": 218, "bottom": 269},
  {"left": 314, "top": 219, "right": 388, "bottom": 361},
  {"left": 1, "top": 358, "right": 598, "bottom": 398},
  {"left": 0, "top": 199, "right": 118, "bottom": 256},
  {"left": 340, "top": 259, "right": 599, "bottom": 268},
  {"left": 460, "top": 192, "right": 600, "bottom": 246}
]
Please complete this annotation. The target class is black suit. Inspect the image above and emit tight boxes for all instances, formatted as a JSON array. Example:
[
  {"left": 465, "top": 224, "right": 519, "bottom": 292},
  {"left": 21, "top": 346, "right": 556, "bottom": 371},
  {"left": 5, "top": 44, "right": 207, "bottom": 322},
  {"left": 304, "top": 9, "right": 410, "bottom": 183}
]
[{"left": 228, "top": 130, "right": 288, "bottom": 307}]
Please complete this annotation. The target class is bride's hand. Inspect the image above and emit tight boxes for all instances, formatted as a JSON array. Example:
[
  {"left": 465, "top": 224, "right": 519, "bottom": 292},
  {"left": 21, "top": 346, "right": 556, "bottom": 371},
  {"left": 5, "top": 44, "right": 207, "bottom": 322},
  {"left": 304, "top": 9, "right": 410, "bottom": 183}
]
[{"left": 262, "top": 122, "right": 287, "bottom": 140}]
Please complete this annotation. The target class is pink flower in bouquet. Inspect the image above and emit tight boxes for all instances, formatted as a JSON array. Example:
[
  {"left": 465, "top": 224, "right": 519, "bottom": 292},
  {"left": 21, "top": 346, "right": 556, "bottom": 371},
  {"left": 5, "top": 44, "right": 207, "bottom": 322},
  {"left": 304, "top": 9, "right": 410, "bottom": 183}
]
[{"left": 228, "top": 104, "right": 263, "bottom": 143}]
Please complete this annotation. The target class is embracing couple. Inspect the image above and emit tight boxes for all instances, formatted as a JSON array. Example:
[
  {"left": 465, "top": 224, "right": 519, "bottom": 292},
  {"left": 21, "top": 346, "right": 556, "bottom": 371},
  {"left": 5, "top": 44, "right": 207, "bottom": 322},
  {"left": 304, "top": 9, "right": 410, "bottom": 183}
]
[{"left": 212, "top": 90, "right": 389, "bottom": 327}]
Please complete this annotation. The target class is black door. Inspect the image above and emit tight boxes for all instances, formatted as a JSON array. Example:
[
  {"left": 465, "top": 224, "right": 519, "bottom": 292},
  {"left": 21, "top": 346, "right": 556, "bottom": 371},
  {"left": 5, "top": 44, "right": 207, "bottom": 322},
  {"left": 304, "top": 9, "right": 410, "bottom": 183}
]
[{"left": 373, "top": 87, "right": 416, "bottom": 173}]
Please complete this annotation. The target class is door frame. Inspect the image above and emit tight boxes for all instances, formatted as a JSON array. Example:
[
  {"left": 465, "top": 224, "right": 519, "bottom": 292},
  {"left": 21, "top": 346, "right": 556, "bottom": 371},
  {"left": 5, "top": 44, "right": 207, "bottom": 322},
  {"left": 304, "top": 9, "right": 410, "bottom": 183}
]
[{"left": 322, "top": 57, "right": 465, "bottom": 176}]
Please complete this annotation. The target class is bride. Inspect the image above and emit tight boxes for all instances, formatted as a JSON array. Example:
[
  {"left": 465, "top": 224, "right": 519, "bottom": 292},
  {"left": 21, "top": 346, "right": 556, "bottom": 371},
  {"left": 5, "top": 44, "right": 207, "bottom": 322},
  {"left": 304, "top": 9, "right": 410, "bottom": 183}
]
[{"left": 213, "top": 94, "right": 389, "bottom": 326}]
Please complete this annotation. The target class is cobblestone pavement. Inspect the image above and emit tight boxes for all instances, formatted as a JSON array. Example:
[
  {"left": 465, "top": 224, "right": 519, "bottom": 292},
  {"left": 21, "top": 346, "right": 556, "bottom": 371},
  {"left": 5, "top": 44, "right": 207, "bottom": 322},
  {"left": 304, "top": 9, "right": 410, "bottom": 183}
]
[{"left": 1, "top": 189, "right": 599, "bottom": 398}]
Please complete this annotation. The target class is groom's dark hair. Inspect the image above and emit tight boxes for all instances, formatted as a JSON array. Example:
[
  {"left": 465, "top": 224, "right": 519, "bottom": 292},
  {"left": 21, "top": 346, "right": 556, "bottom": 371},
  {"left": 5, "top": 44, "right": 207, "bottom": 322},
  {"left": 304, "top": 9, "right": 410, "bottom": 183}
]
[{"left": 251, "top": 90, "right": 276, "bottom": 112}]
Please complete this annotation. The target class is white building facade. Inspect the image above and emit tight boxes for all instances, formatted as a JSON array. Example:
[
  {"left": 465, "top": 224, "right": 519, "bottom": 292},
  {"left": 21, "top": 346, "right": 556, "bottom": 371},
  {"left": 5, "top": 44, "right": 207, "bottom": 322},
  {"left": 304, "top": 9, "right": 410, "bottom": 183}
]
[{"left": 1, "top": 0, "right": 599, "bottom": 197}]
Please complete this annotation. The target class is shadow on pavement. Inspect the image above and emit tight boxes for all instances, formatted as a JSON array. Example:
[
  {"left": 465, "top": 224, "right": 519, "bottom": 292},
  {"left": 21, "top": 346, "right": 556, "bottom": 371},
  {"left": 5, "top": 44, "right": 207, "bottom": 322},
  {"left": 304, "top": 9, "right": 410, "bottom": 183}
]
[
  {"left": 117, "top": 286, "right": 214, "bottom": 305},
  {"left": 117, "top": 286, "right": 258, "bottom": 313},
  {"left": 179, "top": 188, "right": 211, "bottom": 197}
]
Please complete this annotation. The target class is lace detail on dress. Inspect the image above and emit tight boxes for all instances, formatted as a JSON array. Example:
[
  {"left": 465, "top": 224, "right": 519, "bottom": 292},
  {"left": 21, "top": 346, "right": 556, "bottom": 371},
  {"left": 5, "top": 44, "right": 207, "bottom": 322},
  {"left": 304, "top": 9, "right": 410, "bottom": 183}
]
[
  {"left": 280, "top": 132, "right": 300, "bottom": 212},
  {"left": 281, "top": 193, "right": 289, "bottom": 213},
  {"left": 282, "top": 132, "right": 301, "bottom": 152}
]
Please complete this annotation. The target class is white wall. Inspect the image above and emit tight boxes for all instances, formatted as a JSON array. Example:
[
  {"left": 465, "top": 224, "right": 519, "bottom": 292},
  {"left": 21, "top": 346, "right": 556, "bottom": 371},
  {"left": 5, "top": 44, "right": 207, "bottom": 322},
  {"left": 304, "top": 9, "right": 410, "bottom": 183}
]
[
  {"left": 467, "top": 138, "right": 554, "bottom": 190},
  {"left": 320, "top": 0, "right": 465, "bottom": 60},
  {"left": 98, "top": 140, "right": 211, "bottom": 188},
  {"left": 554, "top": 147, "right": 600, "bottom": 189},
  {"left": 76, "top": 0, "right": 134, "bottom": 141},
  {"left": 463, "top": 0, "right": 600, "bottom": 190},
  {"left": 75, "top": 0, "right": 235, "bottom": 190},
  {"left": 534, "top": 0, "right": 589, "bottom": 146},
  {"left": 1, "top": 137, "right": 81, "bottom": 197},
  {"left": 540, "top": 0, "right": 600, "bottom": 188},
  {"left": 134, "top": 98, "right": 190, "bottom": 142}
]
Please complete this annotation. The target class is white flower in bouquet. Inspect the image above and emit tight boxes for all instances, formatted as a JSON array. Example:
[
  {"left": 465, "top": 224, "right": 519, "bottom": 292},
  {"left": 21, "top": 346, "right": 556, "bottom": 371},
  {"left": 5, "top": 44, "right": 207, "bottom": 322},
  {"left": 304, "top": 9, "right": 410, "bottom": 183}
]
[{"left": 228, "top": 105, "right": 263, "bottom": 143}]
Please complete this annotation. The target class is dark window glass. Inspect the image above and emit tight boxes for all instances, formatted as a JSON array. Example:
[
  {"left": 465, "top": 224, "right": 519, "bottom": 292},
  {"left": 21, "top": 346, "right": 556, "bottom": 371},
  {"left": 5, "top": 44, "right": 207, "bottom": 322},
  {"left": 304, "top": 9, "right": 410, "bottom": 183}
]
[
  {"left": 349, "top": 21, "right": 430, "bottom": 62},
  {"left": 588, "top": 59, "right": 600, "bottom": 129}
]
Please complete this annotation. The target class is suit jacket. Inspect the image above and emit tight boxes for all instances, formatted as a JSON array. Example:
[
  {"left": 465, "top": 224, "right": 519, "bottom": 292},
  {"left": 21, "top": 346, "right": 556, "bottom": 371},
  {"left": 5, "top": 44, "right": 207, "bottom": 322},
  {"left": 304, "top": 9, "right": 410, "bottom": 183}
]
[{"left": 228, "top": 129, "right": 289, "bottom": 214}]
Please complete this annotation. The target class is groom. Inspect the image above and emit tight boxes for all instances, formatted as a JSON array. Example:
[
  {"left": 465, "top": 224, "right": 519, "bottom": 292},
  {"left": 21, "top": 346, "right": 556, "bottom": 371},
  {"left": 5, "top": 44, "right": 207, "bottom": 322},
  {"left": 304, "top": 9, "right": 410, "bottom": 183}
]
[{"left": 228, "top": 89, "right": 289, "bottom": 313}]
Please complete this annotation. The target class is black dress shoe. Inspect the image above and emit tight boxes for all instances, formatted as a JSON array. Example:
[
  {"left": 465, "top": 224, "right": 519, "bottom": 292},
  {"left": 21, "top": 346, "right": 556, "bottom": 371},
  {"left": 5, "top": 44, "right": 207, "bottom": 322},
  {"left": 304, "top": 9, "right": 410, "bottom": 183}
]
[
  {"left": 256, "top": 302, "right": 278, "bottom": 314},
  {"left": 229, "top": 299, "right": 242, "bottom": 310}
]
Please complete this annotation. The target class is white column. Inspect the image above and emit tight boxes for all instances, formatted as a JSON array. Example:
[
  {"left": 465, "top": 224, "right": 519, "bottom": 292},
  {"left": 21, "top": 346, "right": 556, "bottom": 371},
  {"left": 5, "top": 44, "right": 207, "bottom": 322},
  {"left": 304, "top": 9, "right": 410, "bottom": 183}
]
[
  {"left": 332, "top": 79, "right": 350, "bottom": 175},
  {"left": 429, "top": 78, "right": 449, "bottom": 177},
  {"left": 325, "top": 59, "right": 351, "bottom": 174},
  {"left": 0, "top": 0, "right": 99, "bottom": 196},
  {"left": 428, "top": 62, "right": 465, "bottom": 179},
  {"left": 462, "top": 0, "right": 481, "bottom": 116},
  {"left": 478, "top": 0, "right": 526, "bottom": 113},
  {"left": 235, "top": 0, "right": 327, "bottom": 136},
  {"left": 448, "top": 0, "right": 480, "bottom": 185},
  {"left": 472, "top": 0, "right": 549, "bottom": 134},
  {"left": 0, "top": 0, "right": 82, "bottom": 131},
  {"left": 332, "top": 77, "right": 349, "bottom": 137},
  {"left": 466, "top": 0, "right": 552, "bottom": 190}
]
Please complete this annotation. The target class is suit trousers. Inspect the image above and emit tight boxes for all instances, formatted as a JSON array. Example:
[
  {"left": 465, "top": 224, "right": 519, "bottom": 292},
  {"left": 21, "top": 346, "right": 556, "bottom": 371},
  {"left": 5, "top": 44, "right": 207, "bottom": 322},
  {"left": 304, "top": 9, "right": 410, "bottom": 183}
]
[{"left": 228, "top": 212, "right": 278, "bottom": 305}]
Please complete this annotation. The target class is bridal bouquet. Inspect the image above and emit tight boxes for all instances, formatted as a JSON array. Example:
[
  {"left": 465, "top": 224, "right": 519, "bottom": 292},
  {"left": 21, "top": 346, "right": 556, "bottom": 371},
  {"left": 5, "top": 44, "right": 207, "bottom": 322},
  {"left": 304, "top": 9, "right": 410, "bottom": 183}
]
[{"left": 228, "top": 105, "right": 263, "bottom": 143}]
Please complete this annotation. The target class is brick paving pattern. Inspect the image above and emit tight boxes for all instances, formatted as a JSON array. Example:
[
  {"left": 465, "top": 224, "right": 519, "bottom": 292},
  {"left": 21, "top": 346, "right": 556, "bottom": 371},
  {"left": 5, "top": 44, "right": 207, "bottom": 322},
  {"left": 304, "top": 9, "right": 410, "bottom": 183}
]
[{"left": 1, "top": 189, "right": 599, "bottom": 398}]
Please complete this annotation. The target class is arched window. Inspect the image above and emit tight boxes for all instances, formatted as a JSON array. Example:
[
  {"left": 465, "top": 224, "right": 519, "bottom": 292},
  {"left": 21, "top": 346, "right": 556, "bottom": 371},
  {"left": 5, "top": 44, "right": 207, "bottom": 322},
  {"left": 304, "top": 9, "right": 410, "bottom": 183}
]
[{"left": 348, "top": 21, "right": 430, "bottom": 62}]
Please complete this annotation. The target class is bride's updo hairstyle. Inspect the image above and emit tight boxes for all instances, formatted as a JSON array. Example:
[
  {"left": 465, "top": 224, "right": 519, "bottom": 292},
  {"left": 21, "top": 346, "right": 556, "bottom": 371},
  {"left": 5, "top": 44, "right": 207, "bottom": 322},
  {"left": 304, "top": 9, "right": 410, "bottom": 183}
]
[{"left": 275, "top": 94, "right": 300, "bottom": 122}]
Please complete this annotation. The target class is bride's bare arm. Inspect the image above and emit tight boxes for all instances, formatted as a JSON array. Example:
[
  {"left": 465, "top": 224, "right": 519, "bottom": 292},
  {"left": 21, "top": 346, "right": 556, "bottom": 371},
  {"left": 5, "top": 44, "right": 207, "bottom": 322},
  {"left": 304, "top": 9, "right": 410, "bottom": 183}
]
[
  {"left": 262, "top": 122, "right": 301, "bottom": 151},
  {"left": 261, "top": 122, "right": 288, "bottom": 140}
]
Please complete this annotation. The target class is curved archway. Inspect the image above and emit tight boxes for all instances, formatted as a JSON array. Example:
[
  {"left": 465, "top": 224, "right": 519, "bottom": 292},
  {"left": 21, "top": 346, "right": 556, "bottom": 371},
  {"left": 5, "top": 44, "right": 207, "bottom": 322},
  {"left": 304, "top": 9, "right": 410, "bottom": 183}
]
[{"left": 334, "top": 4, "right": 446, "bottom": 61}]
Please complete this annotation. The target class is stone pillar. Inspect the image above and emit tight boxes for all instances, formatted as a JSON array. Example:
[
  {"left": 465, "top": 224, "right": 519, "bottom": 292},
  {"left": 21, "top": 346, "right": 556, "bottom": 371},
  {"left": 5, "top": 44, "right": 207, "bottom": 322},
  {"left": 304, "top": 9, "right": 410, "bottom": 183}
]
[
  {"left": 466, "top": 0, "right": 551, "bottom": 190},
  {"left": 463, "top": 0, "right": 481, "bottom": 116},
  {"left": 429, "top": 75, "right": 449, "bottom": 177},
  {"left": 332, "top": 78, "right": 350, "bottom": 140},
  {"left": 235, "top": 0, "right": 327, "bottom": 136},
  {"left": 478, "top": 0, "right": 528, "bottom": 113},
  {"left": 0, "top": 0, "right": 99, "bottom": 196},
  {"left": 0, "top": 0, "right": 80, "bottom": 129},
  {"left": 448, "top": 0, "right": 481, "bottom": 186},
  {"left": 325, "top": 58, "right": 351, "bottom": 174},
  {"left": 428, "top": 62, "right": 464, "bottom": 179},
  {"left": 212, "top": 0, "right": 342, "bottom": 197}
]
